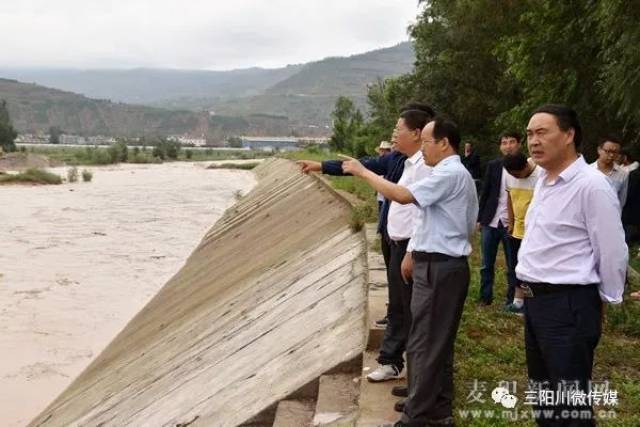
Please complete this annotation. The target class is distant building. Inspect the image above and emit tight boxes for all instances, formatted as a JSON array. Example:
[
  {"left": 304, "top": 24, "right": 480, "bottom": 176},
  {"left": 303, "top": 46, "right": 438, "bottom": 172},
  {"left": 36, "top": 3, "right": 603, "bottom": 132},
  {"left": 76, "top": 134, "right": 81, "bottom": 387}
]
[
  {"left": 240, "top": 136, "right": 299, "bottom": 152},
  {"left": 168, "top": 135, "right": 207, "bottom": 147},
  {"left": 59, "top": 134, "right": 87, "bottom": 145},
  {"left": 16, "top": 134, "right": 49, "bottom": 144}
]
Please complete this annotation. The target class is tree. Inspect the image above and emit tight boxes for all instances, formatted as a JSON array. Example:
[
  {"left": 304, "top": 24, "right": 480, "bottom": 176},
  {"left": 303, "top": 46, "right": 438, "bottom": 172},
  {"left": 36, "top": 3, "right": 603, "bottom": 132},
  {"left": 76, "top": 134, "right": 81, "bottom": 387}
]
[
  {"left": 409, "top": 0, "right": 525, "bottom": 150},
  {"left": 329, "top": 96, "right": 363, "bottom": 154},
  {"left": 595, "top": 0, "right": 640, "bottom": 152},
  {"left": 494, "top": 1, "right": 612, "bottom": 158},
  {"left": 49, "top": 126, "right": 62, "bottom": 144},
  {"left": 361, "top": 75, "right": 418, "bottom": 154},
  {"left": 227, "top": 136, "right": 243, "bottom": 148},
  {"left": 0, "top": 100, "right": 17, "bottom": 153},
  {"left": 108, "top": 141, "right": 129, "bottom": 163}
]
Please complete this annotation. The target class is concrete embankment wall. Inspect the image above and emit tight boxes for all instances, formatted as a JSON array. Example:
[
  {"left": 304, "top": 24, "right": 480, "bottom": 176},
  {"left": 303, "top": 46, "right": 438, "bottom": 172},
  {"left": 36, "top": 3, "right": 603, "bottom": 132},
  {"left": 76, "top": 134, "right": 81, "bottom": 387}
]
[{"left": 30, "top": 159, "right": 368, "bottom": 427}]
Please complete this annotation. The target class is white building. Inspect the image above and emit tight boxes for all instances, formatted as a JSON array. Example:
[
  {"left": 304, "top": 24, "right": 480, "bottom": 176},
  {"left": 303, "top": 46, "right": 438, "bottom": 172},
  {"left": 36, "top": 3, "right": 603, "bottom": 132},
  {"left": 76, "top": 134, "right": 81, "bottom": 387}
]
[{"left": 240, "top": 136, "right": 300, "bottom": 152}]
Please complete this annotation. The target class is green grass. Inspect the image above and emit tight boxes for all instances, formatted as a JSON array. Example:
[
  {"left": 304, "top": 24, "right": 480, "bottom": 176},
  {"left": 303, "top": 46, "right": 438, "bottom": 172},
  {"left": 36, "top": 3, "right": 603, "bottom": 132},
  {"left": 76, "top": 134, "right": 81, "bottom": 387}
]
[
  {"left": 23, "top": 145, "right": 273, "bottom": 166},
  {"left": 629, "top": 243, "right": 640, "bottom": 273},
  {"left": 0, "top": 168, "right": 62, "bottom": 185},
  {"left": 282, "top": 148, "right": 379, "bottom": 227},
  {"left": 291, "top": 144, "right": 640, "bottom": 425},
  {"left": 206, "top": 162, "right": 261, "bottom": 170}
]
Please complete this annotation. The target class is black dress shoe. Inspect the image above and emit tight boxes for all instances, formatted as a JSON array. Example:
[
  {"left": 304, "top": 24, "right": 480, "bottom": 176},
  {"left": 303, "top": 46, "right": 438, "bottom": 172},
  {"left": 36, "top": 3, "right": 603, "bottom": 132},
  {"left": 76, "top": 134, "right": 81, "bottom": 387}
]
[
  {"left": 391, "top": 384, "right": 408, "bottom": 397},
  {"left": 426, "top": 416, "right": 455, "bottom": 426},
  {"left": 394, "top": 398, "right": 406, "bottom": 412},
  {"left": 375, "top": 316, "right": 388, "bottom": 326}
]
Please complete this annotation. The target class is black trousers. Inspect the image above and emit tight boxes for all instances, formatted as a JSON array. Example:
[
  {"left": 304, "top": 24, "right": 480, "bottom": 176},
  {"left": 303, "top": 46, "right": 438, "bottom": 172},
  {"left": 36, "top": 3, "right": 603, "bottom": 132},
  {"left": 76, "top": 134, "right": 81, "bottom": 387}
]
[
  {"left": 401, "top": 252, "right": 469, "bottom": 425},
  {"left": 506, "top": 236, "right": 522, "bottom": 302},
  {"left": 377, "top": 237, "right": 412, "bottom": 371},
  {"left": 524, "top": 284, "right": 602, "bottom": 426}
]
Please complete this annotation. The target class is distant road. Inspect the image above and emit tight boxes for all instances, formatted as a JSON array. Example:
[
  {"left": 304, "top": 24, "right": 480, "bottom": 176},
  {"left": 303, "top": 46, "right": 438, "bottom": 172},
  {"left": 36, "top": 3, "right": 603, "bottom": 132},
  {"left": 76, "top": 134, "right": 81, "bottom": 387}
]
[{"left": 16, "top": 143, "right": 250, "bottom": 151}]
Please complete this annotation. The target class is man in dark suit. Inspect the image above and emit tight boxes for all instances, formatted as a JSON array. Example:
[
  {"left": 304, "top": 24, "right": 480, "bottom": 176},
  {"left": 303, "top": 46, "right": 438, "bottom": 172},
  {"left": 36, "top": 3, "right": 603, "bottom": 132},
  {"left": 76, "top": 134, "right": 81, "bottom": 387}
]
[
  {"left": 477, "top": 132, "right": 521, "bottom": 305},
  {"left": 461, "top": 142, "right": 481, "bottom": 180},
  {"left": 623, "top": 166, "right": 640, "bottom": 244}
]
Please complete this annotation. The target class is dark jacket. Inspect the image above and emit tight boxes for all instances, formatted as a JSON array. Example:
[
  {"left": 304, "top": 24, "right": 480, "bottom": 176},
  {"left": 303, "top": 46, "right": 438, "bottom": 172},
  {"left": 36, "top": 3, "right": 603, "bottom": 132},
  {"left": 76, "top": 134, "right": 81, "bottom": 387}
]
[
  {"left": 462, "top": 153, "right": 481, "bottom": 179},
  {"left": 623, "top": 168, "right": 640, "bottom": 226},
  {"left": 477, "top": 158, "right": 504, "bottom": 226},
  {"left": 322, "top": 151, "right": 406, "bottom": 234}
]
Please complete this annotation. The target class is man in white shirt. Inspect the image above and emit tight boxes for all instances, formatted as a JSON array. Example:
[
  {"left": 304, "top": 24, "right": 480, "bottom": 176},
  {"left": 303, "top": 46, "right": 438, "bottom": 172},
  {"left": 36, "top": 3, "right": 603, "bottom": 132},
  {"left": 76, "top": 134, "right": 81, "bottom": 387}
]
[
  {"left": 365, "top": 110, "right": 432, "bottom": 383},
  {"left": 341, "top": 116, "right": 478, "bottom": 427},
  {"left": 518, "top": 105, "right": 628, "bottom": 426},
  {"left": 619, "top": 148, "right": 639, "bottom": 173},
  {"left": 590, "top": 136, "right": 629, "bottom": 208}
]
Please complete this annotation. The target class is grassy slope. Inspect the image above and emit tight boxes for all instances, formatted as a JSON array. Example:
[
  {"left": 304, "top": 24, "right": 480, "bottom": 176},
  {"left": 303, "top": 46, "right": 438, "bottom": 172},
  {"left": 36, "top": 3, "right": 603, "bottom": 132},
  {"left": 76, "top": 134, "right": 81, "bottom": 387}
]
[{"left": 286, "top": 149, "right": 640, "bottom": 426}]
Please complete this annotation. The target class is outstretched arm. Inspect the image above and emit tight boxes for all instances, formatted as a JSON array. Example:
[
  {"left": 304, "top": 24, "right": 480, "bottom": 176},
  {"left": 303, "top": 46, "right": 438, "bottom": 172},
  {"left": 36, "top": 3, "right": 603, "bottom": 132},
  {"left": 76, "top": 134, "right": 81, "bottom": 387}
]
[
  {"left": 339, "top": 155, "right": 415, "bottom": 204},
  {"left": 297, "top": 160, "right": 322, "bottom": 174}
]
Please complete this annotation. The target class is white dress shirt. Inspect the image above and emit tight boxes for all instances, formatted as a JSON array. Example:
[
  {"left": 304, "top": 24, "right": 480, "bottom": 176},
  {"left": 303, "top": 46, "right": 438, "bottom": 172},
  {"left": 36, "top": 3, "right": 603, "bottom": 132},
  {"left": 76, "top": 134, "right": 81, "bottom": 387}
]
[
  {"left": 516, "top": 156, "right": 628, "bottom": 303},
  {"left": 387, "top": 151, "right": 432, "bottom": 242},
  {"left": 590, "top": 161, "right": 629, "bottom": 208},
  {"left": 406, "top": 155, "right": 478, "bottom": 256},
  {"left": 489, "top": 168, "right": 509, "bottom": 228},
  {"left": 621, "top": 161, "right": 639, "bottom": 173}
]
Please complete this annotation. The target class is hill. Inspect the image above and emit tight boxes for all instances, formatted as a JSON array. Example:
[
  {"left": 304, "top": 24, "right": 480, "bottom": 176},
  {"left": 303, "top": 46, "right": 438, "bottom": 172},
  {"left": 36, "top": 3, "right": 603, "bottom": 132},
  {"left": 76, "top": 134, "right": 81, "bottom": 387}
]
[
  {"left": 0, "top": 78, "right": 207, "bottom": 137},
  {"left": 208, "top": 42, "right": 415, "bottom": 127},
  {"left": 0, "top": 42, "right": 415, "bottom": 136},
  {"left": 0, "top": 66, "right": 303, "bottom": 105}
]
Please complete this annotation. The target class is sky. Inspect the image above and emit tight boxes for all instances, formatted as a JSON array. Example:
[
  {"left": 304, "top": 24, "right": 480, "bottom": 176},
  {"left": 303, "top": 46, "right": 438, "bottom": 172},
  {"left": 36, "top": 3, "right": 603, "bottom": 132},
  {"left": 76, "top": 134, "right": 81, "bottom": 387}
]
[{"left": 1, "top": 0, "right": 421, "bottom": 70}]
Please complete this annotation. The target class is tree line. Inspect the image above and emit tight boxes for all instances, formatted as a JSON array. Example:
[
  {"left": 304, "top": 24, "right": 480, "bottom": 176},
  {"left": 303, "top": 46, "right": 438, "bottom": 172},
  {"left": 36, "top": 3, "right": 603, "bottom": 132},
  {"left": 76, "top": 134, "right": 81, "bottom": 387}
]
[{"left": 330, "top": 0, "right": 640, "bottom": 162}]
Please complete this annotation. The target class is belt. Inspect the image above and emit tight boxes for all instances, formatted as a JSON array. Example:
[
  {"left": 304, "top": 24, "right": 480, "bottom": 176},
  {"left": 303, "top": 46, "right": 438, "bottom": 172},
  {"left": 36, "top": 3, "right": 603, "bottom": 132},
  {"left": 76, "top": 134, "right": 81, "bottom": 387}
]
[
  {"left": 412, "top": 251, "right": 467, "bottom": 262},
  {"left": 520, "top": 282, "right": 597, "bottom": 298},
  {"left": 389, "top": 238, "right": 409, "bottom": 247}
]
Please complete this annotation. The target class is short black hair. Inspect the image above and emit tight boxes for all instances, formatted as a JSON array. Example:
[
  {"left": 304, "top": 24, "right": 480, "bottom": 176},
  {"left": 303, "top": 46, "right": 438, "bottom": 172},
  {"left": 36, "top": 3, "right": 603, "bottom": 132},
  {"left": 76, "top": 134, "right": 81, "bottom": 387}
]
[
  {"left": 431, "top": 115, "right": 461, "bottom": 152},
  {"left": 598, "top": 135, "right": 622, "bottom": 148},
  {"left": 503, "top": 152, "right": 528, "bottom": 173},
  {"left": 399, "top": 109, "right": 431, "bottom": 132},
  {"left": 621, "top": 147, "right": 635, "bottom": 162},
  {"left": 531, "top": 104, "right": 583, "bottom": 148},
  {"left": 400, "top": 102, "right": 435, "bottom": 119},
  {"left": 500, "top": 131, "right": 522, "bottom": 144}
]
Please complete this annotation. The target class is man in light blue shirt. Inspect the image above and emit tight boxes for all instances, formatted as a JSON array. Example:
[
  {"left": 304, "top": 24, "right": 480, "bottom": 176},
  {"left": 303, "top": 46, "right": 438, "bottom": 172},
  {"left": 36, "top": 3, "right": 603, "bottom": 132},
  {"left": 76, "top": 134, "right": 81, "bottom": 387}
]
[{"left": 341, "top": 116, "right": 478, "bottom": 427}]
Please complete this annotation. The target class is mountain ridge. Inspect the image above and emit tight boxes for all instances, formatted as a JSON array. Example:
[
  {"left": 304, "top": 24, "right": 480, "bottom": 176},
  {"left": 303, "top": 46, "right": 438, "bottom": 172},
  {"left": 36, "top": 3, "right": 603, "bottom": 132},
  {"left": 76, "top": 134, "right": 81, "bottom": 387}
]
[{"left": 0, "top": 42, "right": 415, "bottom": 137}]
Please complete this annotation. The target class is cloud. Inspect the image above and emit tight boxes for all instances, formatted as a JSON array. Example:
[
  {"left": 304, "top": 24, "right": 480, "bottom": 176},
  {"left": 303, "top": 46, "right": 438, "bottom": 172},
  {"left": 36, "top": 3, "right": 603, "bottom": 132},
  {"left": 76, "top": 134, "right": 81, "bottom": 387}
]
[{"left": 0, "top": 0, "right": 419, "bottom": 69}]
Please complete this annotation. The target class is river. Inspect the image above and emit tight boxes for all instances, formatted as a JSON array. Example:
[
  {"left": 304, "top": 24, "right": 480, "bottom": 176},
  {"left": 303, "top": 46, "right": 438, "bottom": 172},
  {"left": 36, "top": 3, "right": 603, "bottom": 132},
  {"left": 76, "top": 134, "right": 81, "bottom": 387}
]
[{"left": 0, "top": 161, "right": 256, "bottom": 426}]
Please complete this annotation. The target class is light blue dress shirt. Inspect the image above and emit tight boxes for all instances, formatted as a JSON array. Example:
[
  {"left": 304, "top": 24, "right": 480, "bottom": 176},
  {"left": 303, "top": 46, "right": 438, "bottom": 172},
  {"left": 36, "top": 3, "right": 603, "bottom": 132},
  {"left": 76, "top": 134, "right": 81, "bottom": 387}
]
[{"left": 406, "top": 155, "right": 479, "bottom": 257}]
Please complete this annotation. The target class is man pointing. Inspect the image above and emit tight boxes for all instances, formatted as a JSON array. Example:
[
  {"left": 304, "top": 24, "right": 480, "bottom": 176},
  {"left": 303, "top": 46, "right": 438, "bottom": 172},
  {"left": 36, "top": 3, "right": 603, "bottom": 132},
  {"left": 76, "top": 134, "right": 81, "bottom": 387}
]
[{"left": 341, "top": 116, "right": 478, "bottom": 426}]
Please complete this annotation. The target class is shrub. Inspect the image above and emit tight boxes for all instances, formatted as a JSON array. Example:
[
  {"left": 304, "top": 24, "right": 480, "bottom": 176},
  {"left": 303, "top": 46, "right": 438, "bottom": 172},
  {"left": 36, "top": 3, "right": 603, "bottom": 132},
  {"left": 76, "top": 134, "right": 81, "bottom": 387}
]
[
  {"left": 81, "top": 169, "right": 93, "bottom": 182},
  {"left": 67, "top": 166, "right": 79, "bottom": 182},
  {"left": 207, "top": 162, "right": 260, "bottom": 170},
  {"left": 0, "top": 168, "right": 62, "bottom": 185},
  {"left": 349, "top": 203, "right": 375, "bottom": 232},
  {"left": 91, "top": 149, "right": 112, "bottom": 165}
]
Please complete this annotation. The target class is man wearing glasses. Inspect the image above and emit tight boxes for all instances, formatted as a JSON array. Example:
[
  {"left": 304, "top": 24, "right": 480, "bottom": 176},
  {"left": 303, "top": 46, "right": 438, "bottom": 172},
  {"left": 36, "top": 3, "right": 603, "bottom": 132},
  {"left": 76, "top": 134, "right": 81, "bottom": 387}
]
[
  {"left": 341, "top": 116, "right": 478, "bottom": 426},
  {"left": 591, "top": 136, "right": 629, "bottom": 208}
]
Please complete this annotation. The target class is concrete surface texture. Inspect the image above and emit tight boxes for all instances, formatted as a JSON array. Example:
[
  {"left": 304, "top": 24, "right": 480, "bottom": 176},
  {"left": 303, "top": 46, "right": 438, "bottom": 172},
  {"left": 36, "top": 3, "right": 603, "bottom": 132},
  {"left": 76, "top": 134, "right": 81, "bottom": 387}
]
[{"left": 29, "top": 159, "right": 368, "bottom": 426}]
